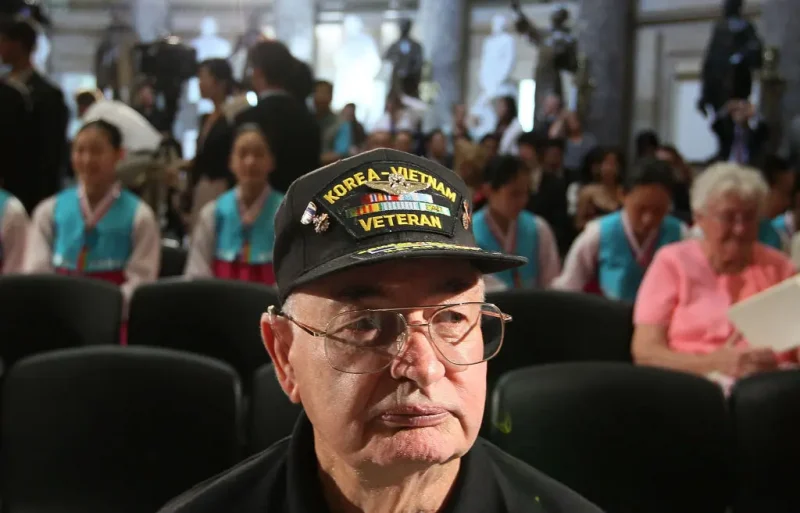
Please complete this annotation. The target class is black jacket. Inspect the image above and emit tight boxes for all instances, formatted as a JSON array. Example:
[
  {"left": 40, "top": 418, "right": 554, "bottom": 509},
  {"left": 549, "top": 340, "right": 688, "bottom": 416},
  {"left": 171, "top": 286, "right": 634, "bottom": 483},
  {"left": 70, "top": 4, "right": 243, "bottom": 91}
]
[
  {"left": 235, "top": 92, "right": 321, "bottom": 193},
  {"left": 711, "top": 116, "right": 769, "bottom": 166},
  {"left": 159, "top": 414, "right": 603, "bottom": 513},
  {"left": 4, "top": 71, "right": 68, "bottom": 212}
]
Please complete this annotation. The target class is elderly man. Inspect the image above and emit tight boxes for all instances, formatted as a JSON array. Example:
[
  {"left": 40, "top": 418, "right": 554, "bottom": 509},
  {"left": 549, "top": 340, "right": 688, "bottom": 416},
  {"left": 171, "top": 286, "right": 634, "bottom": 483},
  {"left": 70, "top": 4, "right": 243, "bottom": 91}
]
[{"left": 160, "top": 149, "right": 602, "bottom": 513}]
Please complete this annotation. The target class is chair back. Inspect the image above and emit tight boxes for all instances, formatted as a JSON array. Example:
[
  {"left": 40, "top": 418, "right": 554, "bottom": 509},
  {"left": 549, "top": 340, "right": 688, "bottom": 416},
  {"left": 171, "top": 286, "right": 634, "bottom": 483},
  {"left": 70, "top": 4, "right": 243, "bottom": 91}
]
[
  {"left": 159, "top": 245, "right": 187, "bottom": 278},
  {"left": 729, "top": 370, "right": 800, "bottom": 513},
  {"left": 490, "top": 363, "right": 731, "bottom": 513},
  {"left": 1, "top": 346, "right": 242, "bottom": 513},
  {"left": 128, "top": 279, "right": 276, "bottom": 390},
  {"left": 0, "top": 275, "right": 122, "bottom": 370},
  {"left": 486, "top": 290, "right": 633, "bottom": 390},
  {"left": 248, "top": 364, "right": 303, "bottom": 454}
]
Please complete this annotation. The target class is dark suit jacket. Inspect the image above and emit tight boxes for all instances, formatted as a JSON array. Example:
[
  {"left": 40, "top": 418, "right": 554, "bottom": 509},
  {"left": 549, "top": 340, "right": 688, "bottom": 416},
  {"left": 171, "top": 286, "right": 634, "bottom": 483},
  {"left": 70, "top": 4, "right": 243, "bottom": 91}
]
[
  {"left": 21, "top": 71, "right": 69, "bottom": 212},
  {"left": 235, "top": 92, "right": 321, "bottom": 193},
  {"left": 193, "top": 114, "right": 235, "bottom": 187},
  {"left": 712, "top": 116, "right": 769, "bottom": 166},
  {"left": 0, "top": 81, "right": 32, "bottom": 194},
  {"left": 526, "top": 172, "right": 572, "bottom": 256}
]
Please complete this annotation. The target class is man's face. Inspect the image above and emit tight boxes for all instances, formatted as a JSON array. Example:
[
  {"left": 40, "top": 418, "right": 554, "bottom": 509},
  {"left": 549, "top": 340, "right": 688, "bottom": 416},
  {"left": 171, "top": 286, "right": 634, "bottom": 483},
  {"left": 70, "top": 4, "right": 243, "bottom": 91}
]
[
  {"left": 137, "top": 86, "right": 155, "bottom": 108},
  {"left": 368, "top": 131, "right": 393, "bottom": 150},
  {"left": 481, "top": 137, "right": 498, "bottom": 160},
  {"left": 314, "top": 83, "right": 333, "bottom": 112},
  {"left": 543, "top": 95, "right": 562, "bottom": 117},
  {"left": 453, "top": 104, "right": 467, "bottom": 123},
  {"left": 518, "top": 143, "right": 537, "bottom": 169},
  {"left": 394, "top": 132, "right": 414, "bottom": 153},
  {"left": 263, "top": 259, "right": 486, "bottom": 470},
  {"left": 542, "top": 146, "right": 563, "bottom": 172},
  {"left": 0, "top": 36, "right": 19, "bottom": 64},
  {"left": 429, "top": 133, "right": 447, "bottom": 158}
]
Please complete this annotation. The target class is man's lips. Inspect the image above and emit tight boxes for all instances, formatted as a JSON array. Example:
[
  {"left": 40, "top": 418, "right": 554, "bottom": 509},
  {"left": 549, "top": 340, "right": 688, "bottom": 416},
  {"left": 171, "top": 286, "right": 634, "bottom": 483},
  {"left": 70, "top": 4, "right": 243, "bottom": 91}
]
[{"left": 378, "top": 405, "right": 450, "bottom": 428}]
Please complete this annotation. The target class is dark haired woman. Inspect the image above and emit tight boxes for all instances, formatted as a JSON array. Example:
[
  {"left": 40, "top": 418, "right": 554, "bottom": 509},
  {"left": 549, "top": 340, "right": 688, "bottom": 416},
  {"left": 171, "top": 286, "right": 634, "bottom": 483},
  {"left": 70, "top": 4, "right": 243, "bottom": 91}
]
[
  {"left": 494, "top": 96, "right": 523, "bottom": 156},
  {"left": 187, "top": 58, "right": 237, "bottom": 229},
  {"left": 24, "top": 120, "right": 160, "bottom": 319}
]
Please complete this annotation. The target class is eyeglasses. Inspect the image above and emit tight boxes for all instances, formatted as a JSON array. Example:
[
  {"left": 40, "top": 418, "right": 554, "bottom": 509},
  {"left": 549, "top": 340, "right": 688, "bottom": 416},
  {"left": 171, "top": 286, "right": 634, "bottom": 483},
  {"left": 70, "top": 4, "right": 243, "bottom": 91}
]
[
  {"left": 268, "top": 303, "right": 512, "bottom": 374},
  {"left": 707, "top": 209, "right": 759, "bottom": 226}
]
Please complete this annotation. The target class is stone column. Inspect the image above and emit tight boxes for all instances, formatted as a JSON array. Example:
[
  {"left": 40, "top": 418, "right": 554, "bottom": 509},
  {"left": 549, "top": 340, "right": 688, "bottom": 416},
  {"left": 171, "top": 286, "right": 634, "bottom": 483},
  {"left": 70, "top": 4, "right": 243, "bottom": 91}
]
[
  {"left": 273, "top": 0, "right": 316, "bottom": 64},
  {"left": 417, "top": 0, "right": 468, "bottom": 133},
  {"left": 577, "top": 0, "right": 635, "bottom": 146},
  {"left": 761, "top": 0, "right": 800, "bottom": 157}
]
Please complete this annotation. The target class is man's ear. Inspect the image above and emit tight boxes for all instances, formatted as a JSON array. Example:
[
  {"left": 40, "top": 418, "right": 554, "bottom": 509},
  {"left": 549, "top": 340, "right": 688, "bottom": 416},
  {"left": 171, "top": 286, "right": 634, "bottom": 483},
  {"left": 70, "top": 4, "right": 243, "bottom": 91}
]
[{"left": 261, "top": 312, "right": 301, "bottom": 404}]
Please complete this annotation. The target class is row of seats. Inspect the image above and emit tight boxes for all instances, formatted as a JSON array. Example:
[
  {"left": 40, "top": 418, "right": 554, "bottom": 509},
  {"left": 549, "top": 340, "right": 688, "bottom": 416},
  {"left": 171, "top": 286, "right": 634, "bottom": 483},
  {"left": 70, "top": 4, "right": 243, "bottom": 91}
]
[
  {"left": 3, "top": 347, "right": 798, "bottom": 513},
  {"left": 2, "top": 346, "right": 299, "bottom": 513},
  {"left": 490, "top": 363, "right": 800, "bottom": 513},
  {"left": 0, "top": 275, "right": 635, "bottom": 391}
]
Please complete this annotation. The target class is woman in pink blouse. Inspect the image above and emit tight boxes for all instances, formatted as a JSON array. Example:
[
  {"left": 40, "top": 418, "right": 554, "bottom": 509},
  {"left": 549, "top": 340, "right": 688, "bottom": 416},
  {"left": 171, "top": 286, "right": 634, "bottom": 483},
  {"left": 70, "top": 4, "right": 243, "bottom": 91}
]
[{"left": 633, "top": 162, "right": 798, "bottom": 380}]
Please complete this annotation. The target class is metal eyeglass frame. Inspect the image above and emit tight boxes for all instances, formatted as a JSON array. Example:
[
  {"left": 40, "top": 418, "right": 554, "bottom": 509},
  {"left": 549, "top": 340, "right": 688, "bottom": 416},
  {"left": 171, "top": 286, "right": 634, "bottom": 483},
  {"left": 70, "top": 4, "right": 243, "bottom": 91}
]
[{"left": 266, "top": 303, "right": 512, "bottom": 374}]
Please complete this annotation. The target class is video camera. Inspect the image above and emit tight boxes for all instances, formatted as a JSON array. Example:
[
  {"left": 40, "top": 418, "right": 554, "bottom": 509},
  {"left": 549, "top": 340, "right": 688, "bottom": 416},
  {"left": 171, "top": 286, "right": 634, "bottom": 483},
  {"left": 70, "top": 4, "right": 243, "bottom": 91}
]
[
  {"left": 135, "top": 36, "right": 197, "bottom": 84},
  {"left": 133, "top": 36, "right": 197, "bottom": 131}
]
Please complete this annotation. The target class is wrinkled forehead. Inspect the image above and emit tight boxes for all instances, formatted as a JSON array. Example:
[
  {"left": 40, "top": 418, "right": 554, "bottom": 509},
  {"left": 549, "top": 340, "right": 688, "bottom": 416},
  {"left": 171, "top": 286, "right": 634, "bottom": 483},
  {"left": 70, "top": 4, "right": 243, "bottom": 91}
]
[{"left": 292, "top": 259, "right": 484, "bottom": 309}]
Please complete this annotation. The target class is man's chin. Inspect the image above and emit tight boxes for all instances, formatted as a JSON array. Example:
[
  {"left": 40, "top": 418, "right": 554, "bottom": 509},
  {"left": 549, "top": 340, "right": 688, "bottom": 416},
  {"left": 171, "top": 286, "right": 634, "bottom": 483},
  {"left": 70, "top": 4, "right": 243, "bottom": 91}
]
[{"left": 366, "top": 428, "right": 464, "bottom": 467}]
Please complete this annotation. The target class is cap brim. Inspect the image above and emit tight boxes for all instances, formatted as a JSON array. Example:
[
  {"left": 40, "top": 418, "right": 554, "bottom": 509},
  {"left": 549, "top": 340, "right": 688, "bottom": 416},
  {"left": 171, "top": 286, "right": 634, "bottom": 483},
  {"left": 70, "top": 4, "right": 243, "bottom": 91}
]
[{"left": 285, "top": 243, "right": 527, "bottom": 297}]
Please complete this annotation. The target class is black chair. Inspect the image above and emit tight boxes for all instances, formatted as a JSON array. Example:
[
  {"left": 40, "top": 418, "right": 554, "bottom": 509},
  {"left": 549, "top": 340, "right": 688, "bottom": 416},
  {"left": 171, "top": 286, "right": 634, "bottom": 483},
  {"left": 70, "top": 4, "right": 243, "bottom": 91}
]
[
  {"left": 486, "top": 290, "right": 634, "bottom": 389},
  {"left": 159, "top": 244, "right": 188, "bottom": 278},
  {"left": 729, "top": 370, "right": 800, "bottom": 513},
  {"left": 0, "top": 275, "right": 122, "bottom": 371},
  {"left": 1, "top": 346, "right": 242, "bottom": 513},
  {"left": 490, "top": 363, "right": 731, "bottom": 513},
  {"left": 248, "top": 364, "right": 303, "bottom": 455},
  {"left": 128, "top": 279, "right": 277, "bottom": 391}
]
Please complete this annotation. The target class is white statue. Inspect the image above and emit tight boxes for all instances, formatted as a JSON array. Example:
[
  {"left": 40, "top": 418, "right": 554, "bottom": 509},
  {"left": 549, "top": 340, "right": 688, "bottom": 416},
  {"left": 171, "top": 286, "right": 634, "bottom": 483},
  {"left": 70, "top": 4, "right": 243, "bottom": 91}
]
[
  {"left": 470, "top": 15, "right": 518, "bottom": 139},
  {"left": 192, "top": 17, "right": 232, "bottom": 62},
  {"left": 189, "top": 17, "right": 232, "bottom": 114},
  {"left": 333, "top": 15, "right": 383, "bottom": 127},
  {"left": 32, "top": 32, "right": 50, "bottom": 73}
]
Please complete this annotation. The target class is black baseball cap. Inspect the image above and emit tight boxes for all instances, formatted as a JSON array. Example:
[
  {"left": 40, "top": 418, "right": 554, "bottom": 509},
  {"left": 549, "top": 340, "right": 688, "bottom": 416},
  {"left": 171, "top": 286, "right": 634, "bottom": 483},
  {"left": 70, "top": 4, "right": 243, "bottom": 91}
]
[{"left": 273, "top": 149, "right": 526, "bottom": 301}]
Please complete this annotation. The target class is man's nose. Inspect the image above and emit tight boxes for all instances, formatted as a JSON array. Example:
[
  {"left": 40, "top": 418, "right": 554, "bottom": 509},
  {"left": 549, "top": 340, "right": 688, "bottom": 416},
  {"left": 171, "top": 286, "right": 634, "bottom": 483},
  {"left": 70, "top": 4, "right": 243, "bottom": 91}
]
[{"left": 390, "top": 322, "right": 447, "bottom": 388}]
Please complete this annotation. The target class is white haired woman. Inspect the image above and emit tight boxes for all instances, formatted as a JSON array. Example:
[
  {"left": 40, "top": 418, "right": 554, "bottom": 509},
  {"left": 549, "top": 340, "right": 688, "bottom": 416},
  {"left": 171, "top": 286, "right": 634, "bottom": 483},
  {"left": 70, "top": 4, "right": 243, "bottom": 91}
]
[{"left": 632, "top": 162, "right": 797, "bottom": 382}]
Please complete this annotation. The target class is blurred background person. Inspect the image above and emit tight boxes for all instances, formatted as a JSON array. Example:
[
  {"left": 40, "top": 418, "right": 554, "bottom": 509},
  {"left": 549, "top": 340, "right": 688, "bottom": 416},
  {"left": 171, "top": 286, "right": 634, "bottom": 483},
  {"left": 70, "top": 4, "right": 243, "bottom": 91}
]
[
  {"left": 494, "top": 95, "right": 523, "bottom": 155},
  {"left": 187, "top": 58, "right": 236, "bottom": 229},
  {"left": 474, "top": 155, "right": 560, "bottom": 291},
  {"left": 185, "top": 125, "right": 281, "bottom": 285},
  {"left": 575, "top": 147, "right": 626, "bottom": 232},
  {"left": 236, "top": 40, "right": 320, "bottom": 193},
  {"left": 555, "top": 158, "right": 685, "bottom": 301},
  {"left": 0, "top": 18, "right": 68, "bottom": 213},
  {"left": 633, "top": 162, "right": 797, "bottom": 382}
]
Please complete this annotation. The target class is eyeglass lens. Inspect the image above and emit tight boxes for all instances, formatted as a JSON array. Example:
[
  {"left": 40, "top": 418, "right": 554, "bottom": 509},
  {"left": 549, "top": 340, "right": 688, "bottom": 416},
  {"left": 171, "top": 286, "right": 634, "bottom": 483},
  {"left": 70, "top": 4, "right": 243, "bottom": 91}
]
[{"left": 323, "top": 304, "right": 505, "bottom": 374}]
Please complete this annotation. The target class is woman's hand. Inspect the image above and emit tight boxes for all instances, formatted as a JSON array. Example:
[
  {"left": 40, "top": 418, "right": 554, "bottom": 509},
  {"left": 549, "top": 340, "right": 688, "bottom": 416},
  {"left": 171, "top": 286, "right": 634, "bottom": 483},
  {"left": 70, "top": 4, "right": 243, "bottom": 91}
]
[{"left": 708, "top": 347, "right": 779, "bottom": 378}]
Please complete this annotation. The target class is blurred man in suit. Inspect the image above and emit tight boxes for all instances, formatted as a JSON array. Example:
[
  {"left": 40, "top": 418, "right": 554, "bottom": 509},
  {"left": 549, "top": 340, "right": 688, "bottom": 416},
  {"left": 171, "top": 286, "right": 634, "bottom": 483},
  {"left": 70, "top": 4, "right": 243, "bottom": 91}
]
[
  {"left": 0, "top": 18, "right": 68, "bottom": 212},
  {"left": 236, "top": 41, "right": 320, "bottom": 193},
  {"left": 712, "top": 99, "right": 768, "bottom": 166},
  {"left": 0, "top": 80, "right": 31, "bottom": 192}
]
